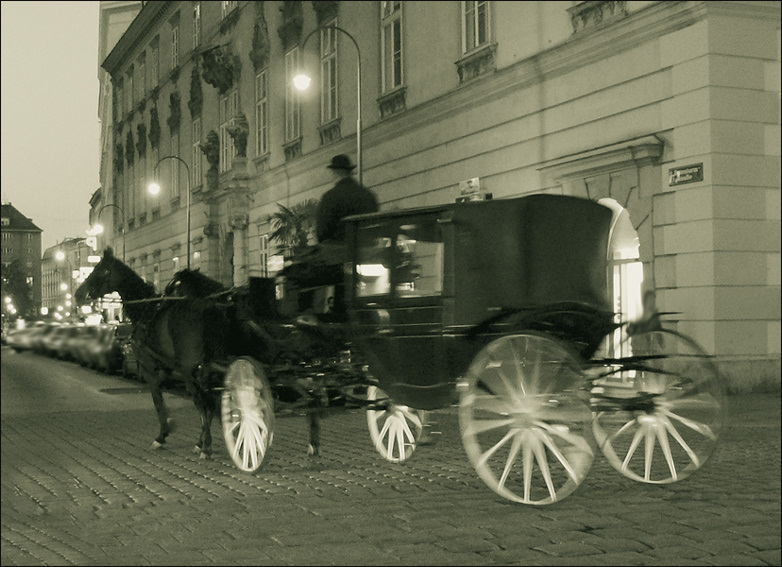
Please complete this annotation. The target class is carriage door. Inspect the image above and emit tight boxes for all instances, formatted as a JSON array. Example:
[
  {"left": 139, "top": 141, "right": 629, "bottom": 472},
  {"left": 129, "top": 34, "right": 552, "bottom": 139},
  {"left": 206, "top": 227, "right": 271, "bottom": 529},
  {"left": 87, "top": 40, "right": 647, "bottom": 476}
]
[{"left": 600, "top": 198, "right": 643, "bottom": 359}]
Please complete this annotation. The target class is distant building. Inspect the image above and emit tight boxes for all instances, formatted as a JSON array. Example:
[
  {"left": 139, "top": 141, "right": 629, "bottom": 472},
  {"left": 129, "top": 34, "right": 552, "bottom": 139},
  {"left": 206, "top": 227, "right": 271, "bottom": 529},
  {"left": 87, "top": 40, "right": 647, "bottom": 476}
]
[
  {"left": 1, "top": 202, "right": 43, "bottom": 317},
  {"left": 92, "top": 1, "right": 142, "bottom": 261},
  {"left": 100, "top": 1, "right": 780, "bottom": 390},
  {"left": 41, "top": 238, "right": 92, "bottom": 320}
]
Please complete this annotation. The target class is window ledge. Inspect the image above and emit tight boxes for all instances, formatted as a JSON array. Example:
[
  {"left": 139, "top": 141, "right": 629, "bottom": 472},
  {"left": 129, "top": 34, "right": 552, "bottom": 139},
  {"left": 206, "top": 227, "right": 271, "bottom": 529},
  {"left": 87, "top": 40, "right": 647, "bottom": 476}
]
[
  {"left": 253, "top": 154, "right": 270, "bottom": 173},
  {"left": 377, "top": 86, "right": 407, "bottom": 119},
  {"left": 455, "top": 42, "right": 497, "bottom": 84},
  {"left": 318, "top": 119, "right": 342, "bottom": 145},
  {"left": 282, "top": 138, "right": 302, "bottom": 162}
]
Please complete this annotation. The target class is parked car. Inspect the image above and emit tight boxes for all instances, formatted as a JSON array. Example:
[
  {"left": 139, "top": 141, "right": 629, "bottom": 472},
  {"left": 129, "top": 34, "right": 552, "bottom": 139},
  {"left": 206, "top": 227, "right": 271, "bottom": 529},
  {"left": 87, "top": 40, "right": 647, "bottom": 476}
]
[
  {"left": 6, "top": 327, "right": 36, "bottom": 352},
  {"left": 31, "top": 323, "right": 61, "bottom": 355},
  {"left": 69, "top": 325, "right": 101, "bottom": 367},
  {"left": 98, "top": 323, "right": 133, "bottom": 374}
]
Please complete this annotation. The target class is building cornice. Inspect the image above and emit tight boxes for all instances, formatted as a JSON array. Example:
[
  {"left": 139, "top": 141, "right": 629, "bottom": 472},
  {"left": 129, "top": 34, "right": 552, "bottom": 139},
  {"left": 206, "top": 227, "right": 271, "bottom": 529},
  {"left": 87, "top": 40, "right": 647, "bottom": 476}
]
[{"left": 102, "top": 1, "right": 175, "bottom": 77}]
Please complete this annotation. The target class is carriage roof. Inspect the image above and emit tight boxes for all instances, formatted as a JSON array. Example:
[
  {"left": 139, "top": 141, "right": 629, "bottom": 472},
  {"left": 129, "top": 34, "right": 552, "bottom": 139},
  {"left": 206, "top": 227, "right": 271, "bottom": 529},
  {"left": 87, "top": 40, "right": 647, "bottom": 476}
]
[{"left": 344, "top": 193, "right": 614, "bottom": 314}]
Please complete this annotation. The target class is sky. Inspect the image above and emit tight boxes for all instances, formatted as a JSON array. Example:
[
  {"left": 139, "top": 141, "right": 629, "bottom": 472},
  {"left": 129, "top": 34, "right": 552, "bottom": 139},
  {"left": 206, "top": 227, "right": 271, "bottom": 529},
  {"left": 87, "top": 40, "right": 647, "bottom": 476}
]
[{"left": 1, "top": 1, "right": 101, "bottom": 252}]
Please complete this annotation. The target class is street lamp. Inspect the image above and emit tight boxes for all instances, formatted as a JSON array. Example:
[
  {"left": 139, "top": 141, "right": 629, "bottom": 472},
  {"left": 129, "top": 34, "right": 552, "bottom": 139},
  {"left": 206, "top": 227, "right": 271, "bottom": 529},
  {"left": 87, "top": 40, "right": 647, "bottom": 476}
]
[
  {"left": 294, "top": 25, "right": 363, "bottom": 185},
  {"left": 55, "top": 250, "right": 75, "bottom": 319},
  {"left": 92, "top": 203, "right": 126, "bottom": 261},
  {"left": 149, "top": 155, "right": 192, "bottom": 270}
]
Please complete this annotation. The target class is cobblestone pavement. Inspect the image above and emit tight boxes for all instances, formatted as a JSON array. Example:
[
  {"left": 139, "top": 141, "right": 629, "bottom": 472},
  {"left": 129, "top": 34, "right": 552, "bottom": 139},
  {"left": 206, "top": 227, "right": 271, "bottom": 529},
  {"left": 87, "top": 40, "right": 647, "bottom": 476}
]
[{"left": 1, "top": 356, "right": 779, "bottom": 565}]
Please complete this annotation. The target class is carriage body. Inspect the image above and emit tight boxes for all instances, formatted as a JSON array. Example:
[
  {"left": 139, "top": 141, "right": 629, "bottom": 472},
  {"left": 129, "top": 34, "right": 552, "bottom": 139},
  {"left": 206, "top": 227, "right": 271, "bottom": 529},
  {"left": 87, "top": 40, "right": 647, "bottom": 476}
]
[{"left": 344, "top": 194, "right": 614, "bottom": 410}]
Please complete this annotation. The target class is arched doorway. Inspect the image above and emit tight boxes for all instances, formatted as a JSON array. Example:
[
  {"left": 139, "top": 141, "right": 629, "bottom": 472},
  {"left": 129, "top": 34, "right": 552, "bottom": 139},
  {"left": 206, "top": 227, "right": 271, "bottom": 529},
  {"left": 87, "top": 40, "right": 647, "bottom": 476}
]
[{"left": 600, "top": 198, "right": 644, "bottom": 358}]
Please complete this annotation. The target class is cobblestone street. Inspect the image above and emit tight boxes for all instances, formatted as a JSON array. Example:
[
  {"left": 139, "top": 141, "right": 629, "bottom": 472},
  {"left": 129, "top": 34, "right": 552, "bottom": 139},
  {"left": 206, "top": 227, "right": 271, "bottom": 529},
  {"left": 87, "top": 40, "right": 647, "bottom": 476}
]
[{"left": 1, "top": 353, "right": 779, "bottom": 566}]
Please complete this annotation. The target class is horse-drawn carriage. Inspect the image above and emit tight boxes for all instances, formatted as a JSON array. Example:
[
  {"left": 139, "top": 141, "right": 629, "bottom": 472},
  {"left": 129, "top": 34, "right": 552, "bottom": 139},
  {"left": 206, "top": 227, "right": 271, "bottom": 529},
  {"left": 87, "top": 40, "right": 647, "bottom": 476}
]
[{"left": 76, "top": 194, "right": 725, "bottom": 506}]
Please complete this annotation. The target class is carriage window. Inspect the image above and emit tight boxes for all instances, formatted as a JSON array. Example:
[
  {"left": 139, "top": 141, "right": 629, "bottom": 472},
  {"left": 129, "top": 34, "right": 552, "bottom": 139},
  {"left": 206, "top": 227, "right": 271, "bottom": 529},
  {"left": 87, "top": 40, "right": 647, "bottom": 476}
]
[
  {"left": 394, "top": 222, "right": 443, "bottom": 297},
  {"left": 356, "top": 222, "right": 392, "bottom": 297}
]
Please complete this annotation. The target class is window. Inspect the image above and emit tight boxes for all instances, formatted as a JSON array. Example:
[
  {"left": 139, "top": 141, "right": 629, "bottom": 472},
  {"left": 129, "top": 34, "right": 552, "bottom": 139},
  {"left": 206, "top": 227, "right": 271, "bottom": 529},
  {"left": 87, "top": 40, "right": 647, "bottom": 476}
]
[
  {"left": 153, "top": 263, "right": 160, "bottom": 292},
  {"left": 1, "top": 217, "right": 9, "bottom": 226},
  {"left": 137, "top": 56, "right": 146, "bottom": 100},
  {"left": 192, "top": 118, "right": 202, "bottom": 187},
  {"left": 171, "top": 132, "right": 180, "bottom": 198},
  {"left": 222, "top": 0, "right": 237, "bottom": 18},
  {"left": 27, "top": 233, "right": 34, "bottom": 240},
  {"left": 284, "top": 48, "right": 301, "bottom": 142},
  {"left": 192, "top": 250, "right": 202, "bottom": 271},
  {"left": 151, "top": 40, "right": 160, "bottom": 86},
  {"left": 381, "top": 2, "right": 403, "bottom": 92},
  {"left": 173, "top": 256, "right": 180, "bottom": 272},
  {"left": 171, "top": 24, "right": 179, "bottom": 69},
  {"left": 138, "top": 156, "right": 147, "bottom": 214},
  {"left": 320, "top": 22, "right": 338, "bottom": 123},
  {"left": 462, "top": 0, "right": 490, "bottom": 53},
  {"left": 193, "top": 2, "right": 201, "bottom": 48},
  {"left": 219, "top": 89, "right": 239, "bottom": 172},
  {"left": 259, "top": 234, "right": 270, "bottom": 277},
  {"left": 254, "top": 71, "right": 269, "bottom": 156},
  {"left": 126, "top": 67, "right": 134, "bottom": 112},
  {"left": 127, "top": 163, "right": 136, "bottom": 220}
]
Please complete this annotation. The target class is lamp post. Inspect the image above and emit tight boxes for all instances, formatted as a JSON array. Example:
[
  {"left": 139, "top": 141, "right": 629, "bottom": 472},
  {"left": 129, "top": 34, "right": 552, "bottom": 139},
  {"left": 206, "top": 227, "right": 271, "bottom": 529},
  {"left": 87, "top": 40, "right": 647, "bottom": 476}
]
[
  {"left": 92, "top": 203, "right": 126, "bottom": 261},
  {"left": 149, "top": 155, "right": 192, "bottom": 269},
  {"left": 294, "top": 25, "right": 363, "bottom": 185}
]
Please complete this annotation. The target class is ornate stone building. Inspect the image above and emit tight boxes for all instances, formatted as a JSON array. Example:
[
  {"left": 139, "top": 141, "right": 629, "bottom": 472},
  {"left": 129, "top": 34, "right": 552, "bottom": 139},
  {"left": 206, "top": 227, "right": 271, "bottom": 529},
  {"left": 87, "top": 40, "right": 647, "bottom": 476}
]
[
  {"left": 97, "top": 1, "right": 780, "bottom": 390},
  {"left": 1, "top": 203, "right": 42, "bottom": 317}
]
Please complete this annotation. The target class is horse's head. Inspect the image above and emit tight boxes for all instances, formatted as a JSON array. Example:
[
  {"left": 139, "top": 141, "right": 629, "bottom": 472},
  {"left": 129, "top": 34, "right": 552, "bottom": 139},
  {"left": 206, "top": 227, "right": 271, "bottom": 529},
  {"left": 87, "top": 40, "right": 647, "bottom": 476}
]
[
  {"left": 75, "top": 248, "right": 125, "bottom": 305},
  {"left": 164, "top": 269, "right": 226, "bottom": 297}
]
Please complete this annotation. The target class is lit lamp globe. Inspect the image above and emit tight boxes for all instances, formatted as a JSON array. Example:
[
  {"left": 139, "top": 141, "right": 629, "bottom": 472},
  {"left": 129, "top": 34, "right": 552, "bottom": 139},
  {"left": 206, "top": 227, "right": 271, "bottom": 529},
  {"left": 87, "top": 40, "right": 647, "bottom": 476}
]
[
  {"left": 55, "top": 251, "right": 65, "bottom": 262},
  {"left": 92, "top": 223, "right": 105, "bottom": 235},
  {"left": 148, "top": 182, "right": 161, "bottom": 196},
  {"left": 293, "top": 73, "right": 312, "bottom": 91}
]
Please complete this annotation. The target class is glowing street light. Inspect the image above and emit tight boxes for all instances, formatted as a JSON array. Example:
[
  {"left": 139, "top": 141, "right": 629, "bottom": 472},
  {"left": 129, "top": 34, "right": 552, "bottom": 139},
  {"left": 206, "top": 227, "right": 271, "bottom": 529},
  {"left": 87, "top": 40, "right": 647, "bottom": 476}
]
[
  {"left": 149, "top": 155, "right": 192, "bottom": 269},
  {"left": 294, "top": 25, "right": 364, "bottom": 185},
  {"left": 90, "top": 203, "right": 126, "bottom": 261}
]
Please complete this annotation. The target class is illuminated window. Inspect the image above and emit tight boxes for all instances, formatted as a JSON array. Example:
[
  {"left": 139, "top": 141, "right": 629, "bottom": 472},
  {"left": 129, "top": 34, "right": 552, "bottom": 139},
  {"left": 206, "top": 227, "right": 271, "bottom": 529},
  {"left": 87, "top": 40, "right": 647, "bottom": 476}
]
[
  {"left": 381, "top": 2, "right": 403, "bottom": 92},
  {"left": 193, "top": 2, "right": 201, "bottom": 48},
  {"left": 255, "top": 70, "right": 269, "bottom": 156},
  {"left": 284, "top": 48, "right": 300, "bottom": 142},
  {"left": 222, "top": 0, "right": 237, "bottom": 19},
  {"left": 171, "top": 23, "right": 179, "bottom": 68},
  {"left": 320, "top": 22, "right": 338, "bottom": 123},
  {"left": 219, "top": 89, "right": 239, "bottom": 172},
  {"left": 191, "top": 118, "right": 202, "bottom": 187},
  {"left": 462, "top": 0, "right": 490, "bottom": 53}
]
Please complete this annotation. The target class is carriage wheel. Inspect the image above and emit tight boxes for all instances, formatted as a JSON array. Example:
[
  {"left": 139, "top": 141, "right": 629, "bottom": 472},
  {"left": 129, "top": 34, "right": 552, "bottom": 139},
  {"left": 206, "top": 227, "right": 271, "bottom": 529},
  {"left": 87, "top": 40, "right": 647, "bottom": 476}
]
[
  {"left": 221, "top": 357, "right": 275, "bottom": 473},
  {"left": 459, "top": 333, "right": 594, "bottom": 505},
  {"left": 366, "top": 385, "right": 424, "bottom": 463},
  {"left": 593, "top": 329, "right": 725, "bottom": 484}
]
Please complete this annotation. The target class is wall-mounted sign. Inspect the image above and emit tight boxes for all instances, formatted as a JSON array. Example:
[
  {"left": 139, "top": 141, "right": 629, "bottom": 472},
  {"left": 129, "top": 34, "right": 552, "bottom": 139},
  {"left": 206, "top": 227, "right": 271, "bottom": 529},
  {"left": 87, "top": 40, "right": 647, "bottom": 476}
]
[
  {"left": 456, "top": 177, "right": 492, "bottom": 202},
  {"left": 668, "top": 163, "right": 703, "bottom": 186}
]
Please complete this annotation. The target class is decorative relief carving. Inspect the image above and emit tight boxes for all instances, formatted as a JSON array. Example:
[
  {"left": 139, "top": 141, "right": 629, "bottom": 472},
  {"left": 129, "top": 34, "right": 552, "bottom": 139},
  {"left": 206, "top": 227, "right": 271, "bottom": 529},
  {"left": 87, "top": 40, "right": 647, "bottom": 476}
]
[
  {"left": 377, "top": 87, "right": 407, "bottom": 119},
  {"left": 148, "top": 106, "right": 161, "bottom": 149},
  {"left": 200, "top": 130, "right": 220, "bottom": 192},
  {"left": 203, "top": 223, "right": 220, "bottom": 238},
  {"left": 278, "top": 1, "right": 303, "bottom": 52},
  {"left": 318, "top": 119, "right": 341, "bottom": 145},
  {"left": 230, "top": 213, "right": 249, "bottom": 231},
  {"left": 227, "top": 113, "right": 249, "bottom": 157},
  {"left": 567, "top": 1, "right": 627, "bottom": 34},
  {"left": 201, "top": 45, "right": 241, "bottom": 95},
  {"left": 456, "top": 43, "right": 497, "bottom": 84},
  {"left": 250, "top": 2, "right": 270, "bottom": 71},
  {"left": 312, "top": 1, "right": 338, "bottom": 25},
  {"left": 136, "top": 123, "right": 147, "bottom": 158},
  {"left": 167, "top": 91, "right": 181, "bottom": 132},
  {"left": 188, "top": 65, "right": 203, "bottom": 117},
  {"left": 283, "top": 138, "right": 302, "bottom": 162}
]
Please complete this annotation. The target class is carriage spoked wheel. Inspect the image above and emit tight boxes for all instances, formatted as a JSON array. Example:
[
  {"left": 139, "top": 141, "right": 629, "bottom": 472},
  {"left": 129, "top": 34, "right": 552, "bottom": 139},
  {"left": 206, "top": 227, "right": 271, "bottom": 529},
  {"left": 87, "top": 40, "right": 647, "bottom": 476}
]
[
  {"left": 459, "top": 333, "right": 594, "bottom": 505},
  {"left": 221, "top": 357, "right": 275, "bottom": 473},
  {"left": 366, "top": 386, "right": 424, "bottom": 463},
  {"left": 593, "top": 329, "right": 725, "bottom": 485}
]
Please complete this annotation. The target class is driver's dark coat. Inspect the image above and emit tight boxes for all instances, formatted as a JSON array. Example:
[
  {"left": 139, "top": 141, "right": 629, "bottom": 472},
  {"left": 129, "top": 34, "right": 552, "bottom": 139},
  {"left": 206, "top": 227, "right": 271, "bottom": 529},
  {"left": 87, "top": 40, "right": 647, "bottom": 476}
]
[{"left": 316, "top": 177, "right": 378, "bottom": 243}]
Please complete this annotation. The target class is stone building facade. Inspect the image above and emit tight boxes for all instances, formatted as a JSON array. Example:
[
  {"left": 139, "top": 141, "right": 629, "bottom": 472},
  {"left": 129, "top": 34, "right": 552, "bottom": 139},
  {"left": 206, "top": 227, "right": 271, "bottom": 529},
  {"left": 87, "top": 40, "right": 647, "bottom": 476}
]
[
  {"left": 1, "top": 203, "right": 42, "bottom": 318},
  {"left": 97, "top": 1, "right": 780, "bottom": 390}
]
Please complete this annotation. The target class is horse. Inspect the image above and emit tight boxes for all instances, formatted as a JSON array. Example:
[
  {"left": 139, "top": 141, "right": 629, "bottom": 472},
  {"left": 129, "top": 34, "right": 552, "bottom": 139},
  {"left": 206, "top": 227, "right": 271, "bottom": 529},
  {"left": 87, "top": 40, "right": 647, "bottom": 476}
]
[{"left": 75, "top": 248, "right": 230, "bottom": 459}]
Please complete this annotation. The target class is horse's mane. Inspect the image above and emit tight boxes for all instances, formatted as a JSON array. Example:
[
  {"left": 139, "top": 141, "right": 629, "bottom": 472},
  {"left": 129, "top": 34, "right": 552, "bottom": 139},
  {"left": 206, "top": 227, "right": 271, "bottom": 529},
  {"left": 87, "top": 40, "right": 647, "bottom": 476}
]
[{"left": 165, "top": 268, "right": 227, "bottom": 297}]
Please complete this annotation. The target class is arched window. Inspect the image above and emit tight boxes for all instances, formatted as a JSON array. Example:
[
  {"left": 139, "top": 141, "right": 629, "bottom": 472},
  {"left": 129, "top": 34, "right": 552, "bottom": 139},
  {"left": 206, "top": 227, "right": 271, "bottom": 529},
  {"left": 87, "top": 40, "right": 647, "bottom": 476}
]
[{"left": 600, "top": 198, "right": 643, "bottom": 359}]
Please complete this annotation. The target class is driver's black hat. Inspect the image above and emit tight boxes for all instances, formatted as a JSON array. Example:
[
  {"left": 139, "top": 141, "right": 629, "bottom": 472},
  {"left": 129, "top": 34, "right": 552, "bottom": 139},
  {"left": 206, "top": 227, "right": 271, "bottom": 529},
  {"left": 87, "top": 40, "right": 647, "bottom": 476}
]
[{"left": 327, "top": 154, "right": 356, "bottom": 171}]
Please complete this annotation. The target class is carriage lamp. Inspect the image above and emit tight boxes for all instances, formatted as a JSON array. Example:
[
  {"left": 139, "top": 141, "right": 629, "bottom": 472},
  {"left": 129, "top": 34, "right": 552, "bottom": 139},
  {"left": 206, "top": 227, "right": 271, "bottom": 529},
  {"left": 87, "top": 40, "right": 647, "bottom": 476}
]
[{"left": 295, "top": 25, "right": 363, "bottom": 185}]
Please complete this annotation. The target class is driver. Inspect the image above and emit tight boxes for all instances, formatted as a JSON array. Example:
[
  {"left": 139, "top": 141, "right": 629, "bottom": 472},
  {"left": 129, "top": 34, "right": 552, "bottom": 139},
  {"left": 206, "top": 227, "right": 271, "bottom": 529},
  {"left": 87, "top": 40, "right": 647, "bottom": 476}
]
[{"left": 316, "top": 154, "right": 378, "bottom": 244}]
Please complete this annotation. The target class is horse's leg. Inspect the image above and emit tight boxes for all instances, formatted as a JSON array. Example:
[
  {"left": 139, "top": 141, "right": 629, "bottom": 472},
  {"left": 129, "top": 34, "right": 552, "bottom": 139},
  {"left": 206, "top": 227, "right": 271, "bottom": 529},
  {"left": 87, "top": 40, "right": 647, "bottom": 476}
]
[
  {"left": 198, "top": 391, "right": 218, "bottom": 460},
  {"left": 143, "top": 363, "right": 172, "bottom": 449},
  {"left": 307, "top": 411, "right": 321, "bottom": 457}
]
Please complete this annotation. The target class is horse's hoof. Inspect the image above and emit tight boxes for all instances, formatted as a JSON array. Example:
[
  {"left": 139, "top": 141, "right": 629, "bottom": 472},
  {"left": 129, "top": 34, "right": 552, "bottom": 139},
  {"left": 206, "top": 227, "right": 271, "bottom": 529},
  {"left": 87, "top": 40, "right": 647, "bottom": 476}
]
[
  {"left": 193, "top": 444, "right": 202, "bottom": 454},
  {"left": 199, "top": 452, "right": 210, "bottom": 460},
  {"left": 307, "top": 444, "right": 320, "bottom": 458},
  {"left": 151, "top": 440, "right": 164, "bottom": 450}
]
